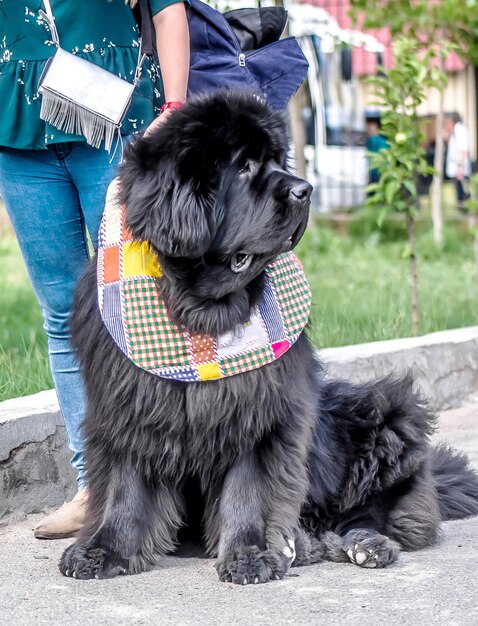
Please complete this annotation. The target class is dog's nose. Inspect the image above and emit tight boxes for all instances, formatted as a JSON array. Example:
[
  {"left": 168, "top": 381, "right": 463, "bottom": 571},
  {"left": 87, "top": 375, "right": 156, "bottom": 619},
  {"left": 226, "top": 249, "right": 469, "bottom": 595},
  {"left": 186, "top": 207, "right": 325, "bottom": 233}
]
[{"left": 289, "top": 181, "right": 312, "bottom": 203}]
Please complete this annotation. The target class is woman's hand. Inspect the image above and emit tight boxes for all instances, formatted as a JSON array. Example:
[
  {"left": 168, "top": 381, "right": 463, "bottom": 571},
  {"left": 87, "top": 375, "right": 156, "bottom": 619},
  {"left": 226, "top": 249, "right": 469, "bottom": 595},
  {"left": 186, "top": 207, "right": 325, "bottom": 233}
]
[{"left": 144, "top": 108, "right": 174, "bottom": 136}]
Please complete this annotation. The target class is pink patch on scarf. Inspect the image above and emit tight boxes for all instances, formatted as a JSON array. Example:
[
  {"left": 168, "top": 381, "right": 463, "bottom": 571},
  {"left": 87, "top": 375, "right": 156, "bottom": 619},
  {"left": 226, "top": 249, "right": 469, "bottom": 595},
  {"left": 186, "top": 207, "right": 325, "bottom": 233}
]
[{"left": 272, "top": 340, "right": 290, "bottom": 359}]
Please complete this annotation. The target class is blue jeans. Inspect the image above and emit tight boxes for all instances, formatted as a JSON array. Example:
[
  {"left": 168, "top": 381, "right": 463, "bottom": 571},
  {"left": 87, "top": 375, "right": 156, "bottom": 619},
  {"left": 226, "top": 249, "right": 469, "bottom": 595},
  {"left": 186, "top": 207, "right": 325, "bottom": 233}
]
[{"left": 0, "top": 142, "right": 122, "bottom": 489}]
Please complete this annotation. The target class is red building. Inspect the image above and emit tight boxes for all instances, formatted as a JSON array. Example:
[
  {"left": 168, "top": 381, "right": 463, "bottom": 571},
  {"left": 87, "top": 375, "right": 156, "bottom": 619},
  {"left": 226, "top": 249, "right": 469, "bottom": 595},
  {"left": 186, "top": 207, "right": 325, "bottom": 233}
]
[{"left": 303, "top": 0, "right": 464, "bottom": 74}]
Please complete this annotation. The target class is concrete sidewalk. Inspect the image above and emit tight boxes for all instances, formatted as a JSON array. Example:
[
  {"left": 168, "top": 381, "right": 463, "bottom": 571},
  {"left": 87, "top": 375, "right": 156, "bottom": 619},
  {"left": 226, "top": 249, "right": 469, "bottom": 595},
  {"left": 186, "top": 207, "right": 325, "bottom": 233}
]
[{"left": 1, "top": 404, "right": 477, "bottom": 626}]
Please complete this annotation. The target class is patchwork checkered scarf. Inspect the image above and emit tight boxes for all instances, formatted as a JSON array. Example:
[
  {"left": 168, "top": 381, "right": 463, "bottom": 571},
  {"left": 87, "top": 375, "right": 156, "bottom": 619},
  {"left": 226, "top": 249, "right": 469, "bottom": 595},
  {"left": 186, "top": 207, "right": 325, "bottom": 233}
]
[{"left": 97, "top": 178, "right": 312, "bottom": 382}]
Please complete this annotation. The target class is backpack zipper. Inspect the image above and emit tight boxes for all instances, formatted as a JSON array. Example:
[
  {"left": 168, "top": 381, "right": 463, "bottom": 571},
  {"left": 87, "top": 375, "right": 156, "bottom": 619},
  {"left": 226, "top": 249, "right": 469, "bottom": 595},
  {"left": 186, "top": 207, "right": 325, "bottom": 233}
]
[{"left": 239, "top": 53, "right": 246, "bottom": 67}]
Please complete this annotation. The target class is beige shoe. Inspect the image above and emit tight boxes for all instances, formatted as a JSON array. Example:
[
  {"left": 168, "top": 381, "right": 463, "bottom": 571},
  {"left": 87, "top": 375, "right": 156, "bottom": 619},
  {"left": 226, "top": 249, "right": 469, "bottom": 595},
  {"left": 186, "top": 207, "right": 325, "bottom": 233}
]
[{"left": 34, "top": 489, "right": 88, "bottom": 540}]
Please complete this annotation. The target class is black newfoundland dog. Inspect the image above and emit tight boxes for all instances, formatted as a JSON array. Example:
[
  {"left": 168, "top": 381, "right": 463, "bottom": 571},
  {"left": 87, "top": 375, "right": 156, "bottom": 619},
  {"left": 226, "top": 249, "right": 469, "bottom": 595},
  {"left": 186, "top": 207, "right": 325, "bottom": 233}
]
[{"left": 60, "top": 92, "right": 478, "bottom": 582}]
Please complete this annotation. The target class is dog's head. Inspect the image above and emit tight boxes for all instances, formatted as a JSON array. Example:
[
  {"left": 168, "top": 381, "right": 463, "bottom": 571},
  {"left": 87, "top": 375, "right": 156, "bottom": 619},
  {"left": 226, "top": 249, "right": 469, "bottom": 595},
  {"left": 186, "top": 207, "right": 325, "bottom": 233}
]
[{"left": 120, "top": 91, "right": 311, "bottom": 335}]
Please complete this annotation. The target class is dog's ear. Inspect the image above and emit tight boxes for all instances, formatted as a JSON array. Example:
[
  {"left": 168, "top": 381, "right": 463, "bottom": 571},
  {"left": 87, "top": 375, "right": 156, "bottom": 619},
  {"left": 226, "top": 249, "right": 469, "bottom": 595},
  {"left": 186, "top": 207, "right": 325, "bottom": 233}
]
[{"left": 119, "top": 135, "right": 214, "bottom": 258}]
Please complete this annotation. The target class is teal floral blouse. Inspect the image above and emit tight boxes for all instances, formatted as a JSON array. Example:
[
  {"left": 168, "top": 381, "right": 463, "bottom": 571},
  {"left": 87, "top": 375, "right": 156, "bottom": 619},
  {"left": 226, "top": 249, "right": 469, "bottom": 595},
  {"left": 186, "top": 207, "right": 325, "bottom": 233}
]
[{"left": 0, "top": 0, "right": 183, "bottom": 149}]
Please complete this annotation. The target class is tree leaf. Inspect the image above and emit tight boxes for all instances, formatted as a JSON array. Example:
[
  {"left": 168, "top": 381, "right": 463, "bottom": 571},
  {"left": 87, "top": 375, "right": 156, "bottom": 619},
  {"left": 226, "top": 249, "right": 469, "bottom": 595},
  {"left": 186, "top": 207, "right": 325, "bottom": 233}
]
[
  {"left": 377, "top": 207, "right": 389, "bottom": 227},
  {"left": 385, "top": 179, "right": 400, "bottom": 204},
  {"left": 403, "top": 180, "right": 417, "bottom": 197}
]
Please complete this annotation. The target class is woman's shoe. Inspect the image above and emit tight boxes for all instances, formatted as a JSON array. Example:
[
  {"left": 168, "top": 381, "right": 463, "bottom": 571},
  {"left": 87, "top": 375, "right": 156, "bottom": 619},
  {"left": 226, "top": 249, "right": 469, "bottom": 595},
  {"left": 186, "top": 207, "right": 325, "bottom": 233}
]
[{"left": 34, "top": 489, "right": 88, "bottom": 539}]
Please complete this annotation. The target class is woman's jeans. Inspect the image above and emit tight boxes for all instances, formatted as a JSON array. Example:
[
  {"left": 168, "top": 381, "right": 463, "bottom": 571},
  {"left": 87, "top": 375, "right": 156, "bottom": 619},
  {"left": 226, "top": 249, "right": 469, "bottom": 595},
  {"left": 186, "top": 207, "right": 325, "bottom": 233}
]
[{"left": 0, "top": 142, "right": 122, "bottom": 489}]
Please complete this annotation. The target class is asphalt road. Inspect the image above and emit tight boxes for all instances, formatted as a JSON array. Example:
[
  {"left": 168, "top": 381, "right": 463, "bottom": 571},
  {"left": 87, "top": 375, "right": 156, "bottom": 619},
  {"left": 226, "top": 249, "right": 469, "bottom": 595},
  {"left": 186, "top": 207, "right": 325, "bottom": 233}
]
[{"left": 1, "top": 404, "right": 477, "bottom": 626}]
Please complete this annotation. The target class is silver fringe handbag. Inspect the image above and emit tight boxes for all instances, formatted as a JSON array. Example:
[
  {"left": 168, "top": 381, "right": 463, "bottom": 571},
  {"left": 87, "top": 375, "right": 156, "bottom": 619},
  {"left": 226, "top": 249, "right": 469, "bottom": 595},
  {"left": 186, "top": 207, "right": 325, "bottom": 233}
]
[{"left": 38, "top": 0, "right": 154, "bottom": 151}]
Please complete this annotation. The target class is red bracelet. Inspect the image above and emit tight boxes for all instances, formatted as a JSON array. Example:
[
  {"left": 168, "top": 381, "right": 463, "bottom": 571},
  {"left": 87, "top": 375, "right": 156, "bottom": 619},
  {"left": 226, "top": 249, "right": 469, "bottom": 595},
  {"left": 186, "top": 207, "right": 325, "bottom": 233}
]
[{"left": 160, "top": 101, "right": 184, "bottom": 114}]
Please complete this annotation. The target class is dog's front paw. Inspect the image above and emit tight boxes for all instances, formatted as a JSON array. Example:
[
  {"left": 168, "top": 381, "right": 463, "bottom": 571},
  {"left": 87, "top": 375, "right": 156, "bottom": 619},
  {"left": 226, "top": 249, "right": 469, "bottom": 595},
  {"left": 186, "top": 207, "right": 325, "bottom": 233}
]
[
  {"left": 216, "top": 545, "right": 291, "bottom": 585},
  {"left": 343, "top": 529, "right": 399, "bottom": 569},
  {"left": 59, "top": 541, "right": 129, "bottom": 579}
]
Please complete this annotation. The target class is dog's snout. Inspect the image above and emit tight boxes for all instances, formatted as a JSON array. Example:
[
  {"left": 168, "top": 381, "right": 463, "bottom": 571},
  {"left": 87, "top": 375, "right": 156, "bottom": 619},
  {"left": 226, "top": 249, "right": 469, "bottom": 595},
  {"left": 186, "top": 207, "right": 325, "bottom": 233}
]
[{"left": 289, "top": 181, "right": 312, "bottom": 203}]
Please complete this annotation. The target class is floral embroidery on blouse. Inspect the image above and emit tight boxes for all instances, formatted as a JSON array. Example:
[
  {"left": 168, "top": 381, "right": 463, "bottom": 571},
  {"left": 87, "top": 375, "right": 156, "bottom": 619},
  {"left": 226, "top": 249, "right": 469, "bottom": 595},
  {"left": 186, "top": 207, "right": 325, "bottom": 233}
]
[{"left": 0, "top": 0, "right": 174, "bottom": 149}]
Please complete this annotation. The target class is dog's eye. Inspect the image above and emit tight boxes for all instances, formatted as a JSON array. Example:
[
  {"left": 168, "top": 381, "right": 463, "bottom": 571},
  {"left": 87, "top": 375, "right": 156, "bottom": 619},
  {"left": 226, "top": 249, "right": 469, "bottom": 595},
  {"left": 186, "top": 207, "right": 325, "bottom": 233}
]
[
  {"left": 239, "top": 160, "right": 252, "bottom": 175},
  {"left": 230, "top": 253, "right": 253, "bottom": 273}
]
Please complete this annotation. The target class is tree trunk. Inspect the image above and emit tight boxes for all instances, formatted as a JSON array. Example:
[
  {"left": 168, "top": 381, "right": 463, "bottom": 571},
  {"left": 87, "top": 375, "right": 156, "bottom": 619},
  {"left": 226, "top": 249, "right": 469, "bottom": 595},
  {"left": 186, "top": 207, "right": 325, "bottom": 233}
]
[
  {"left": 469, "top": 214, "right": 478, "bottom": 275},
  {"left": 278, "top": 0, "right": 305, "bottom": 180},
  {"left": 406, "top": 213, "right": 420, "bottom": 336},
  {"left": 474, "top": 233, "right": 478, "bottom": 276},
  {"left": 289, "top": 89, "right": 307, "bottom": 180},
  {"left": 430, "top": 57, "right": 445, "bottom": 249}
]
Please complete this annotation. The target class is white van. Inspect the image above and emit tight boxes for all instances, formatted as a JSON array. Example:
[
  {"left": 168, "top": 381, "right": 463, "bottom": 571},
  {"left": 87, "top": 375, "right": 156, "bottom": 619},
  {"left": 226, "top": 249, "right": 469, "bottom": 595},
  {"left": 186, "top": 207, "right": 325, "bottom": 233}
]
[{"left": 288, "top": 4, "right": 383, "bottom": 212}]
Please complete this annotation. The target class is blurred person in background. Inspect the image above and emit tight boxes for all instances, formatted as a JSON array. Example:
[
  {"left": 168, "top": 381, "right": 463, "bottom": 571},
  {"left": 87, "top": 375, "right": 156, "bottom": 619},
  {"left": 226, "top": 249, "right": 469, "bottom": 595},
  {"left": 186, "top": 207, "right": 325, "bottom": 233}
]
[
  {"left": 365, "top": 114, "right": 388, "bottom": 185},
  {"left": 0, "top": 0, "right": 189, "bottom": 539},
  {"left": 444, "top": 112, "right": 471, "bottom": 211}
]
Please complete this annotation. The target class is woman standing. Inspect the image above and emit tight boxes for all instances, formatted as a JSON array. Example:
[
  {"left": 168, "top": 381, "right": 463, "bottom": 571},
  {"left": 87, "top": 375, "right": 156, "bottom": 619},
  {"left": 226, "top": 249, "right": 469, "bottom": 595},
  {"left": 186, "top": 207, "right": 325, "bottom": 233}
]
[
  {"left": 444, "top": 112, "right": 472, "bottom": 211},
  {"left": 0, "top": 0, "right": 189, "bottom": 538}
]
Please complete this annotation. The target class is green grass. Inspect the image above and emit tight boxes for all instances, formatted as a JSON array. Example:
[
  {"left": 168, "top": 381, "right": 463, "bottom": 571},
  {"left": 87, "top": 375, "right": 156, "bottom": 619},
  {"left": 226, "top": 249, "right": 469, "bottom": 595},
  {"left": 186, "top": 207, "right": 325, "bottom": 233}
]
[
  {"left": 297, "top": 213, "right": 478, "bottom": 347},
  {"left": 1, "top": 208, "right": 478, "bottom": 401},
  {"left": 0, "top": 234, "right": 53, "bottom": 401}
]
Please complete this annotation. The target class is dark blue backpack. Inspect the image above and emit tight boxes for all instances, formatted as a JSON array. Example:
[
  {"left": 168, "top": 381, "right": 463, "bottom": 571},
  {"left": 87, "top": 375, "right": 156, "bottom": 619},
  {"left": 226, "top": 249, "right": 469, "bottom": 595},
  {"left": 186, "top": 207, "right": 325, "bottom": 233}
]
[{"left": 186, "top": 0, "right": 309, "bottom": 111}]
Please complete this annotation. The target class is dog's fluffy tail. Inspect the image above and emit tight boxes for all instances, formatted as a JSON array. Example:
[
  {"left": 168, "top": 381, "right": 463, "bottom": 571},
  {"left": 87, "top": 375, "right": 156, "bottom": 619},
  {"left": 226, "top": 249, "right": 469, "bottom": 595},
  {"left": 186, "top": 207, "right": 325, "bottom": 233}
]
[{"left": 432, "top": 443, "right": 478, "bottom": 521}]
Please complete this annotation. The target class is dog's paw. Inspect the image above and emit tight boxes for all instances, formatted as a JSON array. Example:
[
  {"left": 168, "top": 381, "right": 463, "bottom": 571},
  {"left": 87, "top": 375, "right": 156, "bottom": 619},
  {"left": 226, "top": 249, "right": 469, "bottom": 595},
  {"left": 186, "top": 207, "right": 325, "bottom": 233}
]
[
  {"left": 59, "top": 541, "right": 129, "bottom": 580},
  {"left": 343, "top": 529, "right": 399, "bottom": 569},
  {"left": 216, "top": 544, "right": 292, "bottom": 585}
]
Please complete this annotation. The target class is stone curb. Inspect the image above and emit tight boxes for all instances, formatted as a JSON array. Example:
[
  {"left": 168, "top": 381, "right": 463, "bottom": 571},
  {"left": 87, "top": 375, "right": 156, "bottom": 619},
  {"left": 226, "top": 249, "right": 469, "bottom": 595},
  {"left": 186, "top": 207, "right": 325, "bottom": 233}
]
[
  {"left": 321, "top": 326, "right": 478, "bottom": 411},
  {"left": 0, "top": 390, "right": 62, "bottom": 462},
  {"left": 1, "top": 326, "right": 477, "bottom": 525},
  {"left": 0, "top": 390, "right": 75, "bottom": 526}
]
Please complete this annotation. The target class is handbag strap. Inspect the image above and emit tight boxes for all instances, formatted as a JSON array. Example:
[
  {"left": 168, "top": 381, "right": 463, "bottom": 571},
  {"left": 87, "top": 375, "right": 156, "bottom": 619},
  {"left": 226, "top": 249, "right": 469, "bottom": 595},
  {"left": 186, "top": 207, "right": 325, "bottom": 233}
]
[
  {"left": 137, "top": 0, "right": 156, "bottom": 58},
  {"left": 40, "top": 0, "right": 59, "bottom": 47},
  {"left": 39, "top": 0, "right": 155, "bottom": 83}
]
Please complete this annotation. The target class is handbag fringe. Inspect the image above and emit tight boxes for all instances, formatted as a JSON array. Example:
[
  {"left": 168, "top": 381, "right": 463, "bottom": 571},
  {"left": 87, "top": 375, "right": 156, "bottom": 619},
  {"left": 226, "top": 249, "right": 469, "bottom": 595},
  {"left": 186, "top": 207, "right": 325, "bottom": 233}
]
[{"left": 40, "top": 91, "right": 117, "bottom": 151}]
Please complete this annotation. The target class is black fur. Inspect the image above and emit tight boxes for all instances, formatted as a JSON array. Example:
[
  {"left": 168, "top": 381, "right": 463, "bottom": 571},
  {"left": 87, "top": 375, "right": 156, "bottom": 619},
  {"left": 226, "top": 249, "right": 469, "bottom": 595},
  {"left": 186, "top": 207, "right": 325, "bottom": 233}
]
[
  {"left": 431, "top": 444, "right": 478, "bottom": 520},
  {"left": 59, "top": 91, "right": 478, "bottom": 582}
]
